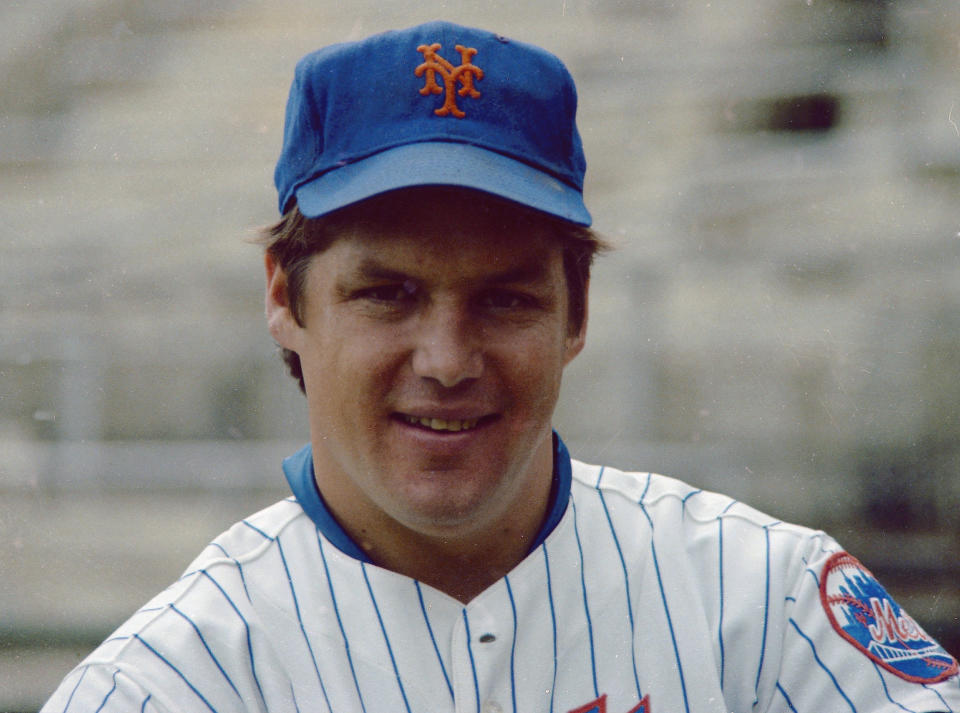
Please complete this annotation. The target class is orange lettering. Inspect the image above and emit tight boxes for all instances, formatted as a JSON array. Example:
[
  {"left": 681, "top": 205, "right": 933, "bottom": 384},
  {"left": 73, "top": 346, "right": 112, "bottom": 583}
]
[
  {"left": 566, "top": 694, "right": 650, "bottom": 713},
  {"left": 415, "top": 43, "right": 483, "bottom": 118}
]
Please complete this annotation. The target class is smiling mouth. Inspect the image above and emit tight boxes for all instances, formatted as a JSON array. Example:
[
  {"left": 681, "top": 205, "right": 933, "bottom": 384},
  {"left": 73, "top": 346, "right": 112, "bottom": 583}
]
[{"left": 397, "top": 414, "right": 484, "bottom": 432}]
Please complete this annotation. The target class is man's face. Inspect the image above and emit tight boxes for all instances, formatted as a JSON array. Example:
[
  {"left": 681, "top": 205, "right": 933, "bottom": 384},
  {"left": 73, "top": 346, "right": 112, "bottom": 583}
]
[{"left": 266, "top": 192, "right": 586, "bottom": 544}]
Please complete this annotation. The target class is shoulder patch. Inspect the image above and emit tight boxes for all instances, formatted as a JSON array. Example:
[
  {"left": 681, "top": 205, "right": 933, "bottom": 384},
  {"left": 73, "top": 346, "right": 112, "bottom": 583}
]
[{"left": 820, "top": 551, "right": 958, "bottom": 683}]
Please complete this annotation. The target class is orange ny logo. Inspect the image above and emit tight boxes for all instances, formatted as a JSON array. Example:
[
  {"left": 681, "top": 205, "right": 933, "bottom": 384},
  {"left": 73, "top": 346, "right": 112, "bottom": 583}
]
[{"left": 415, "top": 43, "right": 483, "bottom": 118}]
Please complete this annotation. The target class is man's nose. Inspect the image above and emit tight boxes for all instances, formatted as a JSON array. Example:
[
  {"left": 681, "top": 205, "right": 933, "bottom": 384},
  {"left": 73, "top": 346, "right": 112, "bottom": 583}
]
[{"left": 410, "top": 306, "right": 483, "bottom": 388}]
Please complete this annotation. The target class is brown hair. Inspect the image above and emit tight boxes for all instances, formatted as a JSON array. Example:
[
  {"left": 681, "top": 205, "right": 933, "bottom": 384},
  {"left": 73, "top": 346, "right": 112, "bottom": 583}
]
[{"left": 258, "top": 188, "right": 608, "bottom": 392}]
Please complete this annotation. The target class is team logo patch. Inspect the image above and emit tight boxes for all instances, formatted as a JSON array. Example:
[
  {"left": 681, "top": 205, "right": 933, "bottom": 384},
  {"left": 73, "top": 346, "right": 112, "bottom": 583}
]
[
  {"left": 416, "top": 42, "right": 483, "bottom": 118},
  {"left": 820, "top": 551, "right": 958, "bottom": 683}
]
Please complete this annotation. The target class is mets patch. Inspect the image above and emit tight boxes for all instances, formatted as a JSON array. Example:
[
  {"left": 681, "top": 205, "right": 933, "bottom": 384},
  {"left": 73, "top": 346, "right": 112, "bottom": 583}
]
[{"left": 819, "top": 551, "right": 958, "bottom": 683}]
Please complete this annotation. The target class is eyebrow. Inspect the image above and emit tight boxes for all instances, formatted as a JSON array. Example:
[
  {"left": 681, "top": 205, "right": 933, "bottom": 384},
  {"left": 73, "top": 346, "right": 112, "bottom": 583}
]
[
  {"left": 349, "top": 260, "right": 411, "bottom": 283},
  {"left": 348, "top": 256, "right": 553, "bottom": 286}
]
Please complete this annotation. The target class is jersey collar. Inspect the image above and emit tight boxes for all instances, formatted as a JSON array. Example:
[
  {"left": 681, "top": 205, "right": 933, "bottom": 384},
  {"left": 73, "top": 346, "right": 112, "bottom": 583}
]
[{"left": 282, "top": 432, "right": 573, "bottom": 565}]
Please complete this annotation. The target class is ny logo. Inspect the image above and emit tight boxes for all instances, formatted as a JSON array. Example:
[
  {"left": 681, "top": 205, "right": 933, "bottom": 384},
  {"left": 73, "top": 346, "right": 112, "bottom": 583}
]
[
  {"left": 415, "top": 43, "right": 483, "bottom": 118},
  {"left": 567, "top": 693, "right": 651, "bottom": 713}
]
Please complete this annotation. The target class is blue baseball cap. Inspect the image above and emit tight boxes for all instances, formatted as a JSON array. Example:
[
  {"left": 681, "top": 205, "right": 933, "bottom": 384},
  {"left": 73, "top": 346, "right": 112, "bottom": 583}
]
[{"left": 274, "top": 21, "right": 591, "bottom": 226}]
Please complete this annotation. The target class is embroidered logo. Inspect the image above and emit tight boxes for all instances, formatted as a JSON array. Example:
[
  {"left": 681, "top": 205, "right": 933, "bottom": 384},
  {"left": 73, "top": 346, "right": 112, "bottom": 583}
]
[
  {"left": 415, "top": 43, "right": 483, "bottom": 118},
  {"left": 567, "top": 694, "right": 650, "bottom": 713},
  {"left": 820, "top": 551, "right": 959, "bottom": 683}
]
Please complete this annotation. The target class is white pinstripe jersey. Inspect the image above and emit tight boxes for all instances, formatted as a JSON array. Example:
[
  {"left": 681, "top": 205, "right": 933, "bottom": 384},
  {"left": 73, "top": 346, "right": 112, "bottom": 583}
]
[{"left": 43, "top": 440, "right": 960, "bottom": 713}]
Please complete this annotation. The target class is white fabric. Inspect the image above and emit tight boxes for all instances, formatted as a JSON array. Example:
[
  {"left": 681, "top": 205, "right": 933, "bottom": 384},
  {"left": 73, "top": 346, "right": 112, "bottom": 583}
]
[{"left": 43, "top": 461, "right": 960, "bottom": 713}]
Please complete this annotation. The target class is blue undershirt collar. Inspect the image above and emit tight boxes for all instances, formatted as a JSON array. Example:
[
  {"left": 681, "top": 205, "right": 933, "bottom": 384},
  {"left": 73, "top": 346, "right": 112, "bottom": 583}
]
[{"left": 281, "top": 432, "right": 573, "bottom": 565}]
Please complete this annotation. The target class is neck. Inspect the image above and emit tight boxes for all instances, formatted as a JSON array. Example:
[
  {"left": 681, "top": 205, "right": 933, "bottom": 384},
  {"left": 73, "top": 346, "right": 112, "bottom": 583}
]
[
  {"left": 285, "top": 433, "right": 564, "bottom": 603},
  {"left": 355, "top": 496, "right": 551, "bottom": 603}
]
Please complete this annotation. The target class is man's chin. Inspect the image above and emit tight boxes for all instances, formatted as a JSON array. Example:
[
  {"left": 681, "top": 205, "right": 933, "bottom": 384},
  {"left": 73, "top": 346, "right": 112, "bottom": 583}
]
[{"left": 386, "top": 467, "right": 511, "bottom": 529}]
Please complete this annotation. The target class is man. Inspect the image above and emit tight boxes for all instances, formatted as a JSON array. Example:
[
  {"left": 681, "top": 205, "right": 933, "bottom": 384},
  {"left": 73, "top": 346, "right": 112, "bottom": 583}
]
[{"left": 44, "top": 20, "right": 959, "bottom": 713}]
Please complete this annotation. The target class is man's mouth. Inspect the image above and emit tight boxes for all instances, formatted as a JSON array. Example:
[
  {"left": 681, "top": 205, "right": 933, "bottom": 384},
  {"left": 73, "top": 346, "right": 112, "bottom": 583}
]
[{"left": 398, "top": 414, "right": 482, "bottom": 432}]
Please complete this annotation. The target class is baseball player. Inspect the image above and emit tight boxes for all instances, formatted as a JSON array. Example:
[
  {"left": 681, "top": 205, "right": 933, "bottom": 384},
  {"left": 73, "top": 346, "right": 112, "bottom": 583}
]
[{"left": 43, "top": 21, "right": 959, "bottom": 713}]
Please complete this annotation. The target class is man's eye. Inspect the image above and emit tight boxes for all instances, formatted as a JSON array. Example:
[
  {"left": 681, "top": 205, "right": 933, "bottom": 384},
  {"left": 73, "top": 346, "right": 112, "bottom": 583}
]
[
  {"left": 361, "top": 284, "right": 414, "bottom": 302},
  {"left": 480, "top": 291, "right": 528, "bottom": 309}
]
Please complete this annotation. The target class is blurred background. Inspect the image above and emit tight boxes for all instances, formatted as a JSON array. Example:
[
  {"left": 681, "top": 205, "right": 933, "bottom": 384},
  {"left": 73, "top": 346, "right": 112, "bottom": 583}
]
[{"left": 2, "top": 0, "right": 958, "bottom": 709}]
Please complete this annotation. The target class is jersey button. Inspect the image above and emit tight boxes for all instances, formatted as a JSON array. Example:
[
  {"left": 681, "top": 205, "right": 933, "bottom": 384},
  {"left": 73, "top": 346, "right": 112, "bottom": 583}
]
[{"left": 481, "top": 702, "right": 503, "bottom": 713}]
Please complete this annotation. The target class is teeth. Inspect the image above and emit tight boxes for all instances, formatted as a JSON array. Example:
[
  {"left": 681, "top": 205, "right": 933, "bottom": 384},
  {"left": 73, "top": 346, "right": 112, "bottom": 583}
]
[{"left": 402, "top": 415, "right": 479, "bottom": 432}]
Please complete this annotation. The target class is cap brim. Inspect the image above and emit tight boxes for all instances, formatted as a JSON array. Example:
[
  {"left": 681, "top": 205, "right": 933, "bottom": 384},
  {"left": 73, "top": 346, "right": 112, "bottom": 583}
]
[{"left": 294, "top": 142, "right": 591, "bottom": 226}]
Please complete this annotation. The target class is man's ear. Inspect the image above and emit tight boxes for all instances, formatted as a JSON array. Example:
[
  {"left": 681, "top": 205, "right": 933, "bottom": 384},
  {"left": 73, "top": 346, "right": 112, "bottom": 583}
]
[{"left": 264, "top": 252, "right": 300, "bottom": 350}]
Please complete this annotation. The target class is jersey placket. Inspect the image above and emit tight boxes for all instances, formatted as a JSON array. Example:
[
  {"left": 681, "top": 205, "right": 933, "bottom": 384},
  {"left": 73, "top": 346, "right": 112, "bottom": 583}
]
[{"left": 451, "top": 594, "right": 515, "bottom": 713}]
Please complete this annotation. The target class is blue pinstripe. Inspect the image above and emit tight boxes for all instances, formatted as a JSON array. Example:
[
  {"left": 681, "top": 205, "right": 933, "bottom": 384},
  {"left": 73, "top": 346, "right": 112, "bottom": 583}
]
[
  {"left": 680, "top": 489, "right": 702, "bottom": 514},
  {"left": 92, "top": 669, "right": 119, "bottom": 713},
  {"left": 924, "top": 681, "right": 958, "bottom": 712},
  {"left": 462, "top": 609, "right": 481, "bottom": 713},
  {"left": 813, "top": 537, "right": 834, "bottom": 558},
  {"left": 282, "top": 537, "right": 333, "bottom": 712},
  {"left": 571, "top": 497, "right": 598, "bottom": 698},
  {"left": 199, "top": 540, "right": 248, "bottom": 603},
  {"left": 873, "top": 662, "right": 919, "bottom": 713},
  {"left": 415, "top": 580, "right": 454, "bottom": 701},
  {"left": 640, "top": 472, "right": 653, "bottom": 501},
  {"left": 505, "top": 575, "right": 519, "bottom": 713},
  {"left": 542, "top": 543, "right": 559, "bottom": 713},
  {"left": 362, "top": 563, "right": 412, "bottom": 713},
  {"left": 179, "top": 554, "right": 252, "bottom": 605},
  {"left": 169, "top": 603, "right": 242, "bottom": 701},
  {"left": 133, "top": 634, "right": 219, "bottom": 713},
  {"left": 317, "top": 537, "right": 367, "bottom": 713},
  {"left": 233, "top": 557, "right": 253, "bottom": 603},
  {"left": 753, "top": 526, "right": 772, "bottom": 702},
  {"left": 289, "top": 683, "right": 302, "bottom": 713},
  {"left": 241, "top": 519, "right": 273, "bottom": 541},
  {"left": 788, "top": 618, "right": 857, "bottom": 713},
  {"left": 596, "top": 468, "right": 642, "bottom": 701},
  {"left": 199, "top": 570, "right": 267, "bottom": 709},
  {"left": 639, "top": 501, "right": 691, "bottom": 713},
  {"left": 139, "top": 694, "right": 151, "bottom": 713},
  {"left": 775, "top": 682, "right": 798, "bottom": 713}
]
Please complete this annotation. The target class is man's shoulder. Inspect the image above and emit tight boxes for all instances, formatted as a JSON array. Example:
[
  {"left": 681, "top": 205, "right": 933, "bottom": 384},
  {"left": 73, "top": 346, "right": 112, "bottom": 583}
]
[
  {"left": 98, "top": 497, "right": 310, "bottom": 638},
  {"left": 568, "top": 458, "right": 815, "bottom": 539},
  {"left": 564, "top": 459, "right": 840, "bottom": 619},
  {"left": 182, "top": 497, "right": 309, "bottom": 572},
  {"left": 75, "top": 499, "right": 310, "bottom": 663}
]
